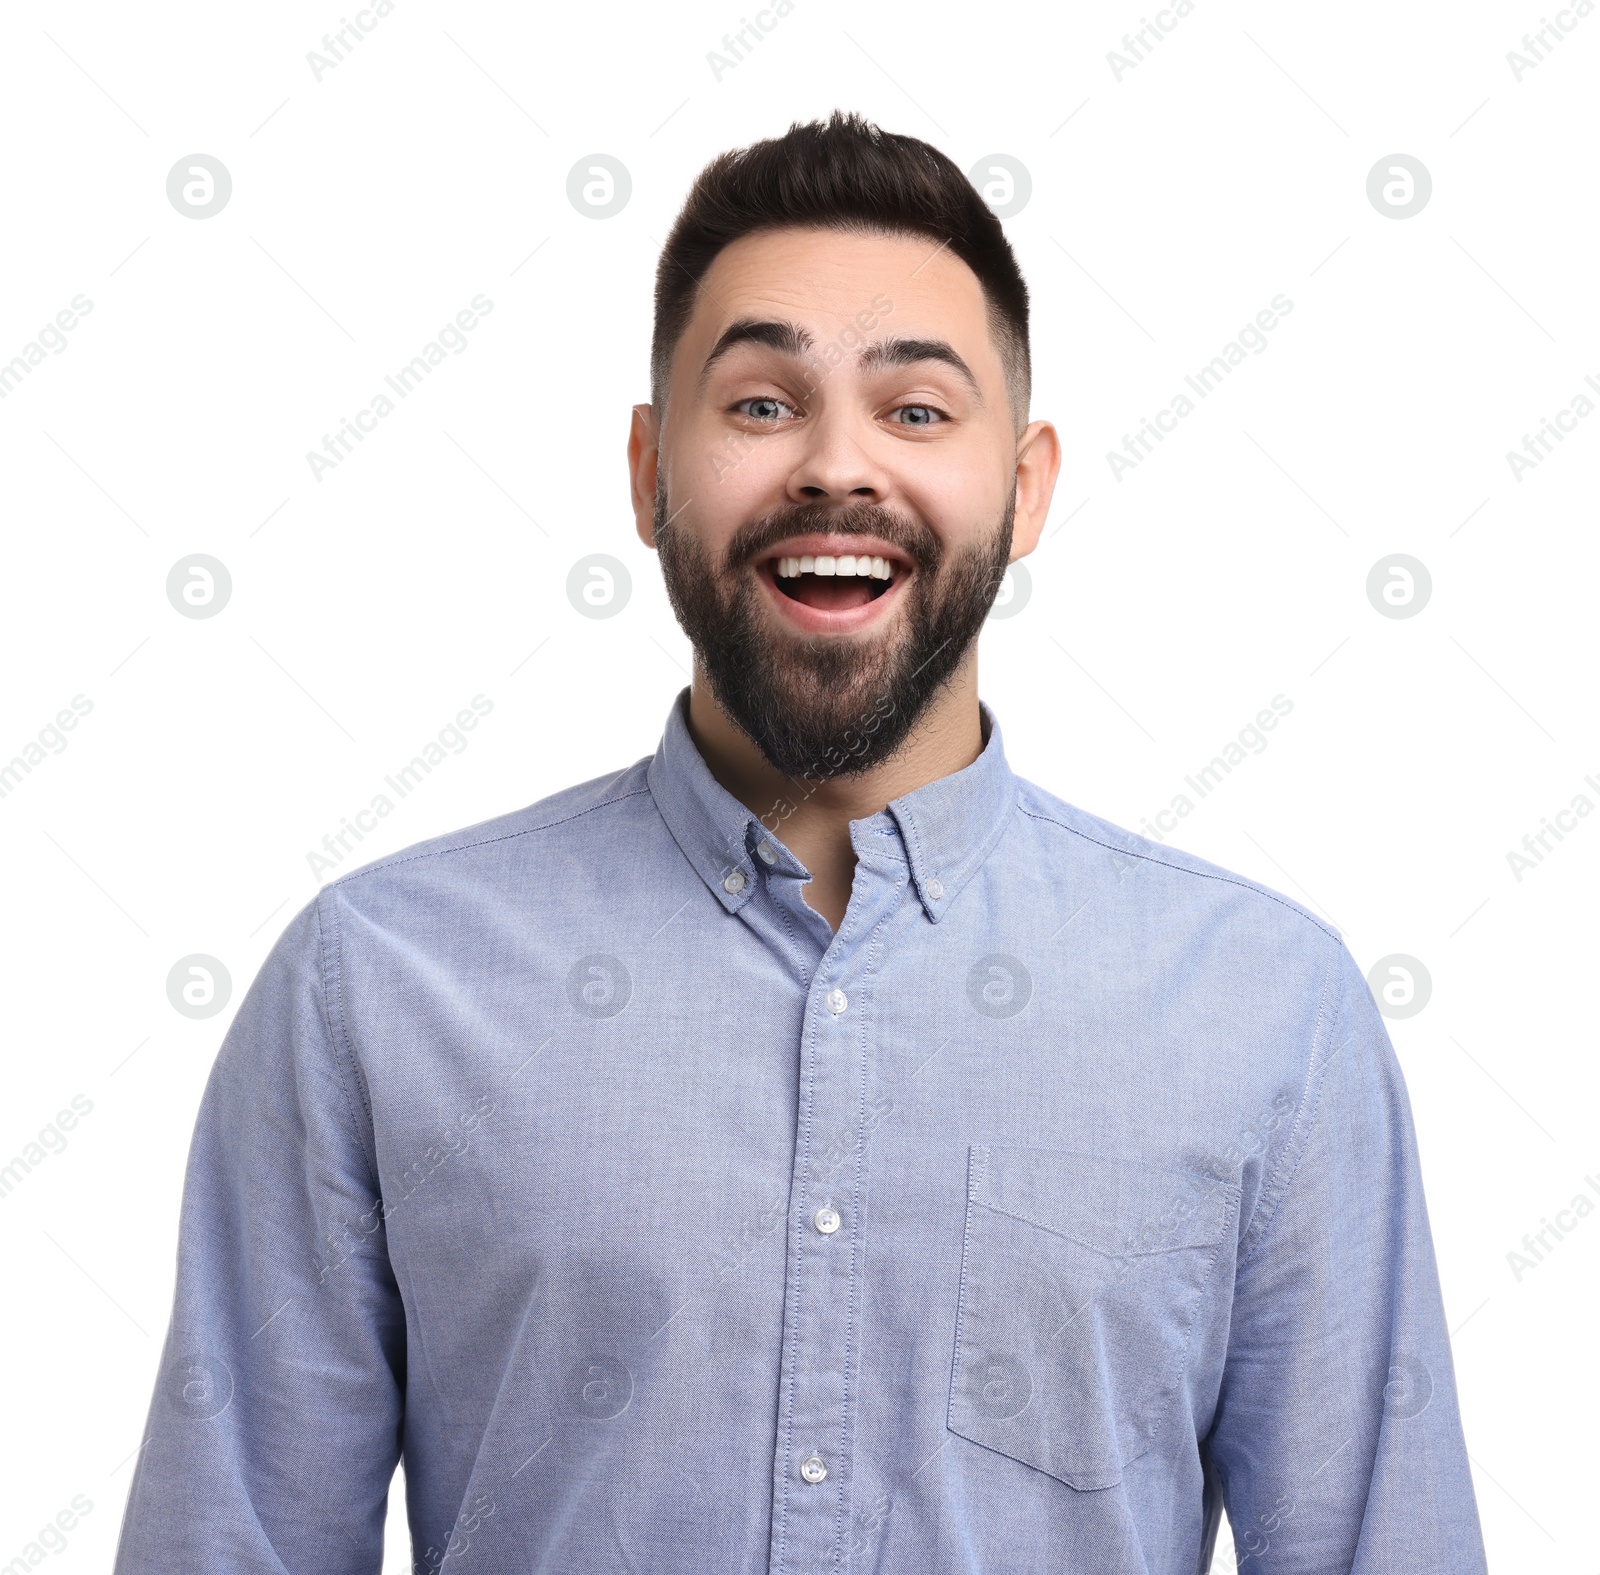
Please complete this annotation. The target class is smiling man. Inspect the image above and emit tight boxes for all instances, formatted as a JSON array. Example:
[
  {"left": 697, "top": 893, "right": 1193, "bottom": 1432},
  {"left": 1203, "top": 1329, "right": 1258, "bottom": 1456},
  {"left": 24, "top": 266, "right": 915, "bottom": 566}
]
[
  {"left": 116, "top": 113, "right": 1486, "bottom": 1575},
  {"left": 633, "top": 174, "right": 1050, "bottom": 931}
]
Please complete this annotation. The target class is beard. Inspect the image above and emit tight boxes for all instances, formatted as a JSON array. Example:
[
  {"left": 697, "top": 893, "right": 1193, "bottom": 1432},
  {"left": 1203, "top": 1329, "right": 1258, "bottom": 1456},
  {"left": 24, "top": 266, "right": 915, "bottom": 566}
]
[{"left": 654, "top": 482, "right": 1015, "bottom": 782}]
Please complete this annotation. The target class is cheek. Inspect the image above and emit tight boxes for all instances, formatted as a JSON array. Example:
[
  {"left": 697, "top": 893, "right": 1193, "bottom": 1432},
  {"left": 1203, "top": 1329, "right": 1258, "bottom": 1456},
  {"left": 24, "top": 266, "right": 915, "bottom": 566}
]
[
  {"left": 675, "top": 429, "right": 790, "bottom": 533},
  {"left": 899, "top": 464, "right": 999, "bottom": 547},
  {"left": 662, "top": 469, "right": 752, "bottom": 568},
  {"left": 676, "top": 408, "right": 755, "bottom": 487},
  {"left": 896, "top": 425, "right": 1004, "bottom": 500},
  {"left": 686, "top": 464, "right": 760, "bottom": 546}
]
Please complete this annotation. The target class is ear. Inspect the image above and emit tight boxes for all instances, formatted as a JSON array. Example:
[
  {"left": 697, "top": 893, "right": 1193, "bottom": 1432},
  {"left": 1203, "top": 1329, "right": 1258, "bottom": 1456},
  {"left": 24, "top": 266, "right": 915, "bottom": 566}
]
[
  {"left": 1009, "top": 418, "right": 1062, "bottom": 561},
  {"left": 628, "top": 402, "right": 662, "bottom": 548}
]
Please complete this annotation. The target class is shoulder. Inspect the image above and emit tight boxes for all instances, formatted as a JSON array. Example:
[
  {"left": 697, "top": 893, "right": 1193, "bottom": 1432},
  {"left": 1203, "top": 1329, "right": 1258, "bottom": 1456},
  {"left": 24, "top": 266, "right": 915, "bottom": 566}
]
[
  {"left": 1009, "top": 774, "right": 1342, "bottom": 962},
  {"left": 315, "top": 754, "right": 658, "bottom": 913}
]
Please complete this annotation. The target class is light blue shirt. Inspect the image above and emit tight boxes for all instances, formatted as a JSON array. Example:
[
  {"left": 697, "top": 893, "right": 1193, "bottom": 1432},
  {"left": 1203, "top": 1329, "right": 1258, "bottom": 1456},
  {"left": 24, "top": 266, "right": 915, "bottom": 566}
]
[{"left": 115, "top": 688, "right": 1485, "bottom": 1573}]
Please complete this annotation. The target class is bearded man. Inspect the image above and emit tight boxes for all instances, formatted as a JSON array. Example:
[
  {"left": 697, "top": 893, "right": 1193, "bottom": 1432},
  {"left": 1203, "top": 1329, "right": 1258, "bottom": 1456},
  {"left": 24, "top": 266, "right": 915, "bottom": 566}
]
[{"left": 115, "top": 111, "right": 1486, "bottom": 1575}]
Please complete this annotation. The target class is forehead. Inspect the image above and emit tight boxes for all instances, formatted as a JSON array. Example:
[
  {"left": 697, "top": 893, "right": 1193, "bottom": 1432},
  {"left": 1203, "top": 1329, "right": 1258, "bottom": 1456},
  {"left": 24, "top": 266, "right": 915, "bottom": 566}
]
[{"left": 684, "top": 226, "right": 996, "bottom": 359}]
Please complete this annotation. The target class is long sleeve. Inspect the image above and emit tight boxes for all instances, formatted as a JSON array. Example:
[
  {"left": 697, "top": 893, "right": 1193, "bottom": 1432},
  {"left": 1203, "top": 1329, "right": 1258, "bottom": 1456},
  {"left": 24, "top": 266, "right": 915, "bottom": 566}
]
[
  {"left": 113, "top": 892, "right": 405, "bottom": 1575},
  {"left": 1205, "top": 941, "right": 1487, "bottom": 1572}
]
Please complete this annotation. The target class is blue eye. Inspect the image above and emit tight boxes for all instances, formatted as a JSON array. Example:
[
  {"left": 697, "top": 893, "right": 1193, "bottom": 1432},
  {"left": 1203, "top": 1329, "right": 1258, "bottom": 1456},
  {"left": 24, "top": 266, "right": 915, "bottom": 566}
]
[
  {"left": 736, "top": 397, "right": 795, "bottom": 421},
  {"left": 892, "top": 405, "right": 942, "bottom": 426}
]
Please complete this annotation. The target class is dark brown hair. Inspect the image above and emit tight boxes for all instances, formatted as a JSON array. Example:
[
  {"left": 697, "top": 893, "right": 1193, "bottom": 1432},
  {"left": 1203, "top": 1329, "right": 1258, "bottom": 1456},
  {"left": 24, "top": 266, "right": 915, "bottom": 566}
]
[{"left": 651, "top": 110, "right": 1031, "bottom": 431}]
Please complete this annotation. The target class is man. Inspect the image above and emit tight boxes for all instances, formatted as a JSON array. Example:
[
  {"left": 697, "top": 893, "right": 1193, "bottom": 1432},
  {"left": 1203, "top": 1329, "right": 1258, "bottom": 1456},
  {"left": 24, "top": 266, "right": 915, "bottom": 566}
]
[{"left": 115, "top": 112, "right": 1487, "bottom": 1573}]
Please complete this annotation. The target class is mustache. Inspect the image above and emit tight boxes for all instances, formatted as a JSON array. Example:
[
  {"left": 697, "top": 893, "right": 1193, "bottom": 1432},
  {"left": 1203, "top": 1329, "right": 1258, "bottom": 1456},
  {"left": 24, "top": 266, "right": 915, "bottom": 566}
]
[{"left": 722, "top": 501, "right": 943, "bottom": 577}]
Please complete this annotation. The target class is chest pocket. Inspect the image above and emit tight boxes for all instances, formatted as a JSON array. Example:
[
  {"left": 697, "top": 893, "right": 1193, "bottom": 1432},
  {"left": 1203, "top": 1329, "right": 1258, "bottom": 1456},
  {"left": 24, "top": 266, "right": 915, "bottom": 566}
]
[{"left": 947, "top": 1144, "right": 1238, "bottom": 1492}]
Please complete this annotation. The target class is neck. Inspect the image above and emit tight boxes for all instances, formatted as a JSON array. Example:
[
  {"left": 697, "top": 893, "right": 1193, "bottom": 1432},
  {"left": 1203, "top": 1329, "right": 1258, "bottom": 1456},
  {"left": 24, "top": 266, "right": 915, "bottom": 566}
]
[{"left": 684, "top": 654, "right": 984, "bottom": 931}]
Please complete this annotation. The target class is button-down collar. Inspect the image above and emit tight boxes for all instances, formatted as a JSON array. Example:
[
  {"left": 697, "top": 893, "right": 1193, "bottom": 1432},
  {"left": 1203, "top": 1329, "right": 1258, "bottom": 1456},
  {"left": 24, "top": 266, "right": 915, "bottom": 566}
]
[{"left": 646, "top": 686, "right": 1018, "bottom": 923}]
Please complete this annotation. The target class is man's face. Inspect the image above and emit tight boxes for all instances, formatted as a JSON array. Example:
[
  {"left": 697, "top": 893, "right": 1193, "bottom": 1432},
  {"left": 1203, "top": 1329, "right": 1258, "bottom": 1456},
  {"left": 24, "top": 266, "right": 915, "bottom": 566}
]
[{"left": 633, "top": 225, "right": 1046, "bottom": 781}]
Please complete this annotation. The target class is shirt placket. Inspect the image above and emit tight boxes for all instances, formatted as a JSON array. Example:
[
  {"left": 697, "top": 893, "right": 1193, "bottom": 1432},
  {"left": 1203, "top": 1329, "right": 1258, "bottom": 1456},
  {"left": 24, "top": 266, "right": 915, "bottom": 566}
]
[{"left": 765, "top": 832, "right": 903, "bottom": 1575}]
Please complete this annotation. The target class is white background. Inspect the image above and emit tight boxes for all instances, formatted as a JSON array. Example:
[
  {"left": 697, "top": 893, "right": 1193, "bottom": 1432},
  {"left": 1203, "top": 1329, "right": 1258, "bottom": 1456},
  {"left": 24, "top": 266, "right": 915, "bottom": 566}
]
[{"left": 1, "top": 0, "right": 1594, "bottom": 1568}]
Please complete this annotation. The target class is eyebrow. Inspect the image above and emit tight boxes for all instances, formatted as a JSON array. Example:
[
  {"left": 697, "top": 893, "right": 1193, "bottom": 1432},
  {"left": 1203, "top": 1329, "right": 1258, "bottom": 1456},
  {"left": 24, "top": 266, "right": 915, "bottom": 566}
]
[
  {"left": 699, "top": 319, "right": 814, "bottom": 383},
  {"left": 859, "top": 336, "right": 981, "bottom": 400},
  {"left": 698, "top": 318, "right": 983, "bottom": 403}
]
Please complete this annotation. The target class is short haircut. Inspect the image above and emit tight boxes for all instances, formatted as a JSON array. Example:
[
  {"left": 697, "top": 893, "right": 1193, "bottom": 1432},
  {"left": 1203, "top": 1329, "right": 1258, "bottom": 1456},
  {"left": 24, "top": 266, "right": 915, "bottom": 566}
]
[{"left": 651, "top": 110, "right": 1031, "bottom": 433}]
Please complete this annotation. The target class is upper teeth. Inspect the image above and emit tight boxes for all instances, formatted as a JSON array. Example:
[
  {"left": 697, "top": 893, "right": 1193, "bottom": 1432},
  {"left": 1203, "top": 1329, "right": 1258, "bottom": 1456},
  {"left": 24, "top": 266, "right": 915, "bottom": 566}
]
[{"left": 774, "top": 554, "right": 894, "bottom": 579}]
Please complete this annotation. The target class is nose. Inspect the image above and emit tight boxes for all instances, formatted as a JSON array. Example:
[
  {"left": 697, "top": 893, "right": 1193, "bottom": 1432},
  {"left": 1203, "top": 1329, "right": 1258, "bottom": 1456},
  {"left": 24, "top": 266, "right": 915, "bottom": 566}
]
[{"left": 784, "top": 402, "right": 890, "bottom": 507}]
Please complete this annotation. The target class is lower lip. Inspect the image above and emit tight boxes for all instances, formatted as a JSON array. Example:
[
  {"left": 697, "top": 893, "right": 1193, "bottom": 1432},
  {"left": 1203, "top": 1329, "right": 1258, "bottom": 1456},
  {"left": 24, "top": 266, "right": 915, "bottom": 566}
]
[{"left": 756, "top": 561, "right": 910, "bottom": 634}]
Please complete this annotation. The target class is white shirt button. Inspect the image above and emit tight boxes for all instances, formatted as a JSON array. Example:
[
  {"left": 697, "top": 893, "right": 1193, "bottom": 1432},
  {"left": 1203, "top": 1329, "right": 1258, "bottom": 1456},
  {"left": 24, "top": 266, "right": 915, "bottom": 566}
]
[
  {"left": 800, "top": 1453, "right": 828, "bottom": 1484},
  {"left": 757, "top": 842, "right": 777, "bottom": 865},
  {"left": 814, "top": 1206, "right": 840, "bottom": 1235},
  {"left": 723, "top": 870, "right": 746, "bottom": 894},
  {"left": 926, "top": 878, "right": 944, "bottom": 900},
  {"left": 824, "top": 987, "right": 847, "bottom": 1015}
]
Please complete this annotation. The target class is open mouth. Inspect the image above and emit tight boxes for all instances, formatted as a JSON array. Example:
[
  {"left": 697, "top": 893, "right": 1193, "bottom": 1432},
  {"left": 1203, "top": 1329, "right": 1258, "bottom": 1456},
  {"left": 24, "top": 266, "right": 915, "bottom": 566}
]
[{"left": 768, "top": 552, "right": 897, "bottom": 611}]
